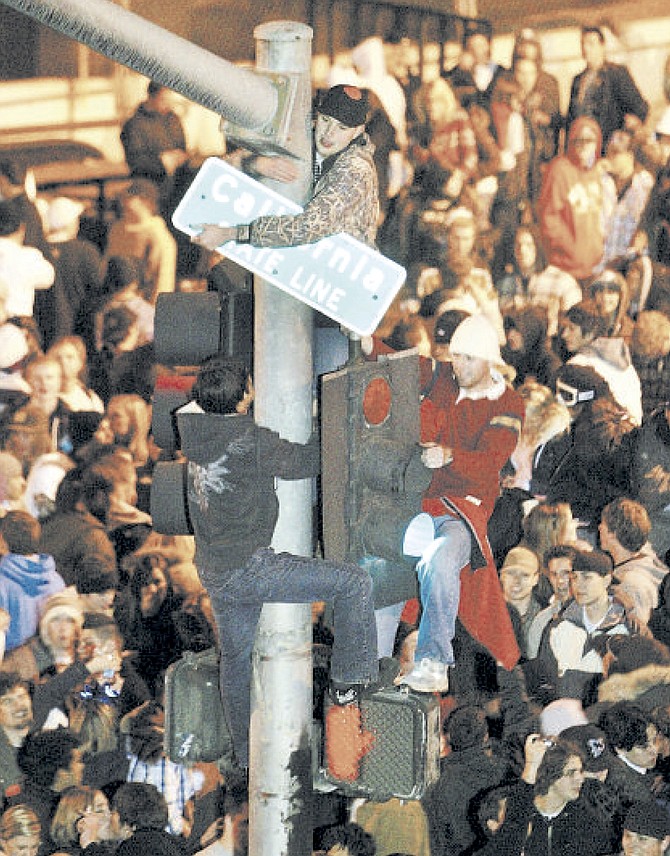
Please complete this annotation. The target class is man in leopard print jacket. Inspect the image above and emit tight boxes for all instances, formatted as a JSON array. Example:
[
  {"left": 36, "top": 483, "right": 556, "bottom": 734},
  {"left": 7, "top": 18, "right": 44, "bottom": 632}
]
[{"left": 193, "top": 84, "right": 380, "bottom": 251}]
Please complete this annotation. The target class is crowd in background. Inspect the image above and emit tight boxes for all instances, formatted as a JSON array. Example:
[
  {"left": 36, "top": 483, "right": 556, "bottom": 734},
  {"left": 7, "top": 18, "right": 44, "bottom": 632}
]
[{"left": 0, "top": 17, "right": 670, "bottom": 856}]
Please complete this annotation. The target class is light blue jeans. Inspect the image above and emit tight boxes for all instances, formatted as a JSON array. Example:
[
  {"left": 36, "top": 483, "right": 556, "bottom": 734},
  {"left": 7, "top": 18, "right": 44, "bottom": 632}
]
[{"left": 375, "top": 515, "right": 471, "bottom": 666}]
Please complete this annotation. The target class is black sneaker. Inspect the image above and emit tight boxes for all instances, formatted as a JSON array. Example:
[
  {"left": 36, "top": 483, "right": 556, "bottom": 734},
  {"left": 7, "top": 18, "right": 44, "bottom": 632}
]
[{"left": 329, "top": 683, "right": 361, "bottom": 706}]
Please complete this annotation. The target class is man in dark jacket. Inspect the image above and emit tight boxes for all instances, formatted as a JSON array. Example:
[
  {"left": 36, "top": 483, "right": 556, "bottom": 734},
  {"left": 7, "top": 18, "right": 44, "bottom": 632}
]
[
  {"left": 478, "top": 735, "right": 612, "bottom": 856},
  {"left": 177, "top": 354, "right": 379, "bottom": 767},
  {"left": 567, "top": 26, "right": 648, "bottom": 154},
  {"left": 422, "top": 704, "right": 508, "bottom": 856}
]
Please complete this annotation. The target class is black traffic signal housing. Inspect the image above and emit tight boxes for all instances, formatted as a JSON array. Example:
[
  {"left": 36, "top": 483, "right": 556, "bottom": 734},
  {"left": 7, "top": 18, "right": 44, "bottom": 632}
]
[
  {"left": 150, "top": 288, "right": 251, "bottom": 535},
  {"left": 320, "top": 349, "right": 431, "bottom": 608},
  {"left": 318, "top": 349, "right": 440, "bottom": 800}
]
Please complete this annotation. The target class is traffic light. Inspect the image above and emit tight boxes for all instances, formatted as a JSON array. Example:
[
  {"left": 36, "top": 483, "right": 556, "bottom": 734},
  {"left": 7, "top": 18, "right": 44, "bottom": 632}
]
[
  {"left": 319, "top": 350, "right": 442, "bottom": 800},
  {"left": 149, "top": 287, "right": 252, "bottom": 535},
  {"left": 164, "top": 648, "right": 233, "bottom": 765},
  {"left": 320, "top": 686, "right": 441, "bottom": 800},
  {"left": 320, "top": 349, "right": 431, "bottom": 608}
]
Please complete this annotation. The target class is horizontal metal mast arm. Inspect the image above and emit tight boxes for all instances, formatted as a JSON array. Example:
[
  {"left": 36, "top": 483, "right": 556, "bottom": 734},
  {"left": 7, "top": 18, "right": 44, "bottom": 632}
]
[{"left": 0, "top": 0, "right": 278, "bottom": 130}]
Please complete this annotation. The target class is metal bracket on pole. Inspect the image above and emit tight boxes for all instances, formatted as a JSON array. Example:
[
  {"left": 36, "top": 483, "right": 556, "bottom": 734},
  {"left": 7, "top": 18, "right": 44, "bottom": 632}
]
[{"left": 222, "top": 70, "right": 301, "bottom": 158}]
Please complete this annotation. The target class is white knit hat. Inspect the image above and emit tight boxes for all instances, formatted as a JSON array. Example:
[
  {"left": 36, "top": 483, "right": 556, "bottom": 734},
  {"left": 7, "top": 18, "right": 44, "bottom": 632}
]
[{"left": 449, "top": 314, "right": 504, "bottom": 364}]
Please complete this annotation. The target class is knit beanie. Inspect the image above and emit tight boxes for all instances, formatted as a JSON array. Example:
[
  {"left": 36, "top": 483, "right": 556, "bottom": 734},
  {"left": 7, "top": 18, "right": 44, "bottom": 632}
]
[{"left": 318, "top": 85, "right": 369, "bottom": 128}]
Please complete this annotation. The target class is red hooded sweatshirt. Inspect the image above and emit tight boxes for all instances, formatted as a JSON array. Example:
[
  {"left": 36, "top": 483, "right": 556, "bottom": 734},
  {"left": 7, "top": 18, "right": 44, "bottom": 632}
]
[{"left": 538, "top": 116, "right": 604, "bottom": 280}]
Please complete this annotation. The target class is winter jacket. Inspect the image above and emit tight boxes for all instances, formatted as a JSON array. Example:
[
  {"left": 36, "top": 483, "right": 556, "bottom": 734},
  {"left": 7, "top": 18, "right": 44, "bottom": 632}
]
[
  {"left": 250, "top": 133, "right": 379, "bottom": 248},
  {"left": 624, "top": 409, "right": 670, "bottom": 561},
  {"left": 177, "top": 404, "right": 320, "bottom": 574},
  {"left": 0, "top": 553, "right": 64, "bottom": 651},
  {"left": 420, "top": 365, "right": 525, "bottom": 670},
  {"left": 595, "top": 662, "right": 670, "bottom": 715},
  {"left": 356, "top": 797, "right": 431, "bottom": 856},
  {"left": 545, "top": 399, "right": 635, "bottom": 526},
  {"left": 612, "top": 547, "right": 667, "bottom": 624},
  {"left": 569, "top": 336, "right": 643, "bottom": 425},
  {"left": 476, "top": 780, "right": 612, "bottom": 856},
  {"left": 537, "top": 117, "right": 605, "bottom": 280},
  {"left": 422, "top": 743, "right": 509, "bottom": 856},
  {"left": 541, "top": 598, "right": 629, "bottom": 702},
  {"left": 567, "top": 61, "right": 648, "bottom": 153},
  {"left": 120, "top": 102, "right": 187, "bottom": 184},
  {"left": 39, "top": 509, "right": 117, "bottom": 588}
]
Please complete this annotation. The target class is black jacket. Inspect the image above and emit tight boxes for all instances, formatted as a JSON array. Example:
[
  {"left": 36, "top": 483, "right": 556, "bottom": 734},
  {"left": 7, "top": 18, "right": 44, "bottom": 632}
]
[
  {"left": 477, "top": 781, "right": 613, "bottom": 856},
  {"left": 567, "top": 62, "right": 648, "bottom": 153},
  {"left": 177, "top": 407, "right": 319, "bottom": 573}
]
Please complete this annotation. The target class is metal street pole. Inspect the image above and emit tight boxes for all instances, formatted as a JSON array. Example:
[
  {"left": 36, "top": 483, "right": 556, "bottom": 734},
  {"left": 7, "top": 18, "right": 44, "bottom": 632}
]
[{"left": 249, "top": 22, "right": 315, "bottom": 856}]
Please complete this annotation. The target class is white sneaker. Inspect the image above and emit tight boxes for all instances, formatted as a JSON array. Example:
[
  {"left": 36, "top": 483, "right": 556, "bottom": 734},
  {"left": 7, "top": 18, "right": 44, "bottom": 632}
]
[{"left": 396, "top": 658, "right": 449, "bottom": 693}]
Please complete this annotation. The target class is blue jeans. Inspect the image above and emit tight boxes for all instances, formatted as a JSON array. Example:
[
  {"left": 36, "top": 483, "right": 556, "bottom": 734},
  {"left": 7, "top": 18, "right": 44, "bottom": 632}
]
[
  {"left": 199, "top": 547, "right": 379, "bottom": 767},
  {"left": 415, "top": 515, "right": 472, "bottom": 666}
]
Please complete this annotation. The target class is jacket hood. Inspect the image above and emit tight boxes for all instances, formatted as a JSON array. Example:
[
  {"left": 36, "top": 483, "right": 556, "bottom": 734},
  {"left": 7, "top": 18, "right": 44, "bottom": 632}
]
[
  {"left": 351, "top": 36, "right": 387, "bottom": 78},
  {"left": 614, "top": 548, "right": 668, "bottom": 587},
  {"left": 177, "top": 407, "right": 256, "bottom": 465},
  {"left": 0, "top": 553, "right": 57, "bottom": 596},
  {"left": 598, "top": 663, "right": 670, "bottom": 703},
  {"left": 566, "top": 116, "right": 602, "bottom": 168},
  {"left": 560, "top": 598, "right": 626, "bottom": 633},
  {"left": 577, "top": 336, "right": 633, "bottom": 371}
]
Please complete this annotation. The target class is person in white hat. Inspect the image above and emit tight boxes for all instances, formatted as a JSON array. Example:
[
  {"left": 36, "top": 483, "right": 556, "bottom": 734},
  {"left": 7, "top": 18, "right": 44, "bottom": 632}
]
[{"left": 395, "top": 313, "right": 525, "bottom": 692}]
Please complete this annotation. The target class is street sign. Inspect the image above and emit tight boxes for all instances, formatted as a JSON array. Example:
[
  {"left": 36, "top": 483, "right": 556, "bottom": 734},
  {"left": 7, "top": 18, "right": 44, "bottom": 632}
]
[{"left": 171, "top": 157, "right": 406, "bottom": 336}]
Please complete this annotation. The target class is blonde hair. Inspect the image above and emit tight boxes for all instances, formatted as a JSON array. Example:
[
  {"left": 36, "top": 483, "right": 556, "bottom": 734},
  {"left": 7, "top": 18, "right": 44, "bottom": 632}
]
[
  {"left": 632, "top": 310, "right": 670, "bottom": 360},
  {"left": 522, "top": 502, "right": 574, "bottom": 567},
  {"left": 106, "top": 394, "right": 150, "bottom": 465},
  {"left": 50, "top": 786, "right": 98, "bottom": 847},
  {"left": 518, "top": 380, "right": 571, "bottom": 449}
]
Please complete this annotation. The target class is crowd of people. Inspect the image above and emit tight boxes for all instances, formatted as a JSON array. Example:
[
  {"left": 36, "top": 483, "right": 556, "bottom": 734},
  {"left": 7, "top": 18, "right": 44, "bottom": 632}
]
[{"left": 0, "top": 17, "right": 669, "bottom": 856}]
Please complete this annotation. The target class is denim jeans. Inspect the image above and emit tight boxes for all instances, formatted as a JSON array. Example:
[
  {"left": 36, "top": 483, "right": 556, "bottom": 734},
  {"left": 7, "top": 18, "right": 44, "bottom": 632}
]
[
  {"left": 415, "top": 514, "right": 472, "bottom": 666},
  {"left": 198, "top": 547, "right": 379, "bottom": 767}
]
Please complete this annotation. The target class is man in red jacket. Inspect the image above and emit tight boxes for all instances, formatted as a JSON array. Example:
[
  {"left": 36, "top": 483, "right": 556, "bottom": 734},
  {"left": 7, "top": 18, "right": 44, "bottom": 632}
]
[
  {"left": 397, "top": 314, "right": 524, "bottom": 692},
  {"left": 538, "top": 116, "right": 606, "bottom": 285}
]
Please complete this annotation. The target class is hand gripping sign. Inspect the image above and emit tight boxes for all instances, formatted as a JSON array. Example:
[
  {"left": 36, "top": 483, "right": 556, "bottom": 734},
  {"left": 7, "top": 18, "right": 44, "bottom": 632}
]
[{"left": 171, "top": 157, "right": 406, "bottom": 336}]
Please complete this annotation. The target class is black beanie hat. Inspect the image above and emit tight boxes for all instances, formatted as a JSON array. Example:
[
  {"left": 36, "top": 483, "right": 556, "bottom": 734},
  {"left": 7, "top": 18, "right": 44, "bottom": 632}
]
[{"left": 318, "top": 85, "right": 369, "bottom": 128}]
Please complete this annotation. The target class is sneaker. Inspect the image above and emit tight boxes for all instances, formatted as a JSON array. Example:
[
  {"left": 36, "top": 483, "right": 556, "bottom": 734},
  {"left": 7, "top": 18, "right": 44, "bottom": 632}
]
[
  {"left": 395, "top": 658, "right": 449, "bottom": 693},
  {"left": 329, "top": 683, "right": 361, "bottom": 706}
]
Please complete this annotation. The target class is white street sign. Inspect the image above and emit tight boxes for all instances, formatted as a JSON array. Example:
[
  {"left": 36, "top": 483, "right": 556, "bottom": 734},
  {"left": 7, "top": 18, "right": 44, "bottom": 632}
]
[{"left": 172, "top": 157, "right": 406, "bottom": 336}]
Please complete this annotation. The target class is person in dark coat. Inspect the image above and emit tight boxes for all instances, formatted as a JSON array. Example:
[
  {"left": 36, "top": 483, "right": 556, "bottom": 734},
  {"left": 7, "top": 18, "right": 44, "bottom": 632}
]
[
  {"left": 567, "top": 26, "right": 648, "bottom": 154},
  {"left": 422, "top": 704, "right": 509, "bottom": 856},
  {"left": 112, "top": 783, "right": 188, "bottom": 856},
  {"left": 176, "top": 354, "right": 379, "bottom": 768},
  {"left": 476, "top": 735, "right": 613, "bottom": 856},
  {"left": 502, "top": 306, "right": 561, "bottom": 389}
]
